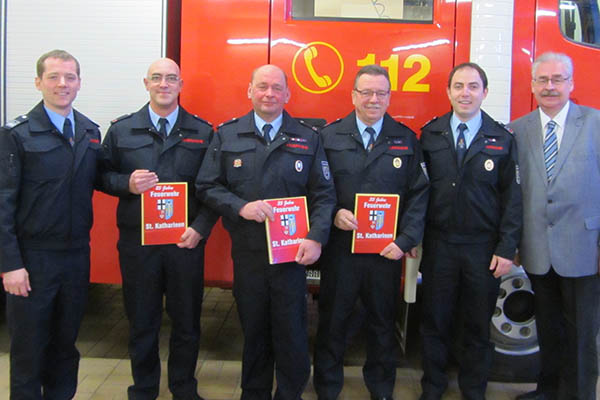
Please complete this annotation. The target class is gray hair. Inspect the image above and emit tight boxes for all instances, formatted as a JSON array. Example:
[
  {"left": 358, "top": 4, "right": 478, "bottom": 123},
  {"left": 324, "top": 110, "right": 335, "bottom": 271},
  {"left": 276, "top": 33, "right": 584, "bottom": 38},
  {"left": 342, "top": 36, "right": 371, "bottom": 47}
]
[{"left": 532, "top": 52, "right": 573, "bottom": 78}]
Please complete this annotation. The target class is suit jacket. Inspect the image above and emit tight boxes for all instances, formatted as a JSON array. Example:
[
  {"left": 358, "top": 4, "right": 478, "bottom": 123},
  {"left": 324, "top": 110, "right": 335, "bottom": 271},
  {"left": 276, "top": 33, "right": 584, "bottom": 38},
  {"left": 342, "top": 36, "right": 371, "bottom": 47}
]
[{"left": 510, "top": 102, "right": 600, "bottom": 277}]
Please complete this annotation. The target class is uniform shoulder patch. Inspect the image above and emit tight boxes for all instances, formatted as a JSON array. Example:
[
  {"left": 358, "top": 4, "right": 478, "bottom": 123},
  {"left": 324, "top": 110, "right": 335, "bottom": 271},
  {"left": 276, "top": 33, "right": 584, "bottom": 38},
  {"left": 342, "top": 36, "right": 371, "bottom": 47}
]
[
  {"left": 192, "top": 114, "right": 213, "bottom": 127},
  {"left": 110, "top": 113, "right": 133, "bottom": 125},
  {"left": 421, "top": 116, "right": 438, "bottom": 130},
  {"left": 217, "top": 117, "right": 238, "bottom": 128},
  {"left": 2, "top": 114, "right": 28, "bottom": 130}
]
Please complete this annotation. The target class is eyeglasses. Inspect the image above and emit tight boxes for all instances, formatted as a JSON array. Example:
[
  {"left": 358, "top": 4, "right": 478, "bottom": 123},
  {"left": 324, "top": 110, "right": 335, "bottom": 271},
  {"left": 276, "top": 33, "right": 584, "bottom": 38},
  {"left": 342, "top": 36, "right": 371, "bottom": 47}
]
[
  {"left": 149, "top": 74, "right": 180, "bottom": 84},
  {"left": 532, "top": 76, "right": 571, "bottom": 86},
  {"left": 353, "top": 88, "right": 390, "bottom": 99}
]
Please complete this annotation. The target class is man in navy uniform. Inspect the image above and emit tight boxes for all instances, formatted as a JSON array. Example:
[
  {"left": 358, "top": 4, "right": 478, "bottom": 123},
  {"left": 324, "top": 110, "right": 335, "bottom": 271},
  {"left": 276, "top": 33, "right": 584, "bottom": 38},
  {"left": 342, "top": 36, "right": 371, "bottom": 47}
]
[
  {"left": 0, "top": 49, "right": 102, "bottom": 399},
  {"left": 196, "top": 64, "right": 336, "bottom": 400},
  {"left": 313, "top": 64, "right": 429, "bottom": 400},
  {"left": 419, "top": 62, "right": 522, "bottom": 400},
  {"left": 101, "top": 58, "right": 215, "bottom": 400}
]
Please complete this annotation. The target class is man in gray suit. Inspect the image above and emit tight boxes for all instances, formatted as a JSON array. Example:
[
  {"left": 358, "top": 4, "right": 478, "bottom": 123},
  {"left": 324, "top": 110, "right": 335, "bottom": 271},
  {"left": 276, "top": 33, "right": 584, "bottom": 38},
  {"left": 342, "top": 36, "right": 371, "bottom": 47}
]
[{"left": 511, "top": 52, "right": 600, "bottom": 400}]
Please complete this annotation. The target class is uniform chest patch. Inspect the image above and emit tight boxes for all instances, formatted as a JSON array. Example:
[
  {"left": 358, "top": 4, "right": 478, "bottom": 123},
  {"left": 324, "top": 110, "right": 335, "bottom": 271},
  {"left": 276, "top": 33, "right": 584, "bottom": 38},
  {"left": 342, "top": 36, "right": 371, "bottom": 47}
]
[
  {"left": 484, "top": 159, "right": 495, "bottom": 171},
  {"left": 295, "top": 160, "right": 303, "bottom": 172},
  {"left": 233, "top": 159, "right": 242, "bottom": 168},
  {"left": 393, "top": 157, "right": 402, "bottom": 169},
  {"left": 321, "top": 161, "right": 331, "bottom": 180}
]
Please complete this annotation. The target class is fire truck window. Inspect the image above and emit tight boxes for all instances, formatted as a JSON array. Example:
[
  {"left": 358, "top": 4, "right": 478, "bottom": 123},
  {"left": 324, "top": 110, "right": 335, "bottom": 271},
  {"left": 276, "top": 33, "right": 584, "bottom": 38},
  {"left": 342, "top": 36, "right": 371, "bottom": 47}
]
[
  {"left": 560, "top": 0, "right": 600, "bottom": 47},
  {"left": 292, "top": 0, "right": 433, "bottom": 22}
]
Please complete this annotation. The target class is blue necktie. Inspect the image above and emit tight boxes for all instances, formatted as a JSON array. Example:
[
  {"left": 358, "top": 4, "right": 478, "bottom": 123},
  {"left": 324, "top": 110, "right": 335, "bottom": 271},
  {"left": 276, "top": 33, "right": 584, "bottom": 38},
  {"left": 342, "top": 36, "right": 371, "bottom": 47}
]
[
  {"left": 263, "top": 123, "right": 273, "bottom": 144},
  {"left": 158, "top": 118, "right": 168, "bottom": 140},
  {"left": 63, "top": 118, "right": 74, "bottom": 146},
  {"left": 544, "top": 120, "right": 558, "bottom": 181},
  {"left": 365, "top": 127, "right": 376, "bottom": 152},
  {"left": 456, "top": 123, "right": 468, "bottom": 166}
]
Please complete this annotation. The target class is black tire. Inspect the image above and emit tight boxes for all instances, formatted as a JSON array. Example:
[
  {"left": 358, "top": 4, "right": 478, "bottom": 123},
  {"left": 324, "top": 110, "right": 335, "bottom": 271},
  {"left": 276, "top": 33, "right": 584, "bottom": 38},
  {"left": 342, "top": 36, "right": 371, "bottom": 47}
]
[{"left": 489, "top": 265, "right": 540, "bottom": 382}]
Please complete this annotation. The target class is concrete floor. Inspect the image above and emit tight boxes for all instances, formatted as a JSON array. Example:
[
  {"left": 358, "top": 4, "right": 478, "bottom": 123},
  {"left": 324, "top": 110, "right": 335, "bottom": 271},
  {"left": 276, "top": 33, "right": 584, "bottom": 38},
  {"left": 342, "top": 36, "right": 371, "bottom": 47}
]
[{"left": 0, "top": 284, "right": 541, "bottom": 399}]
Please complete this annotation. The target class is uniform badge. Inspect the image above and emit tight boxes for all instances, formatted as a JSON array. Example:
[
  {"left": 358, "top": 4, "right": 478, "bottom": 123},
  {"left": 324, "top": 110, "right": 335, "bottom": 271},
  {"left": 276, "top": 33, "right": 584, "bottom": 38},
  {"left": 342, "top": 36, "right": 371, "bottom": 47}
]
[
  {"left": 295, "top": 160, "right": 303, "bottom": 172},
  {"left": 484, "top": 159, "right": 495, "bottom": 171},
  {"left": 321, "top": 161, "right": 331, "bottom": 180},
  {"left": 515, "top": 164, "right": 521, "bottom": 185},
  {"left": 233, "top": 159, "right": 242, "bottom": 168},
  {"left": 393, "top": 157, "right": 402, "bottom": 169}
]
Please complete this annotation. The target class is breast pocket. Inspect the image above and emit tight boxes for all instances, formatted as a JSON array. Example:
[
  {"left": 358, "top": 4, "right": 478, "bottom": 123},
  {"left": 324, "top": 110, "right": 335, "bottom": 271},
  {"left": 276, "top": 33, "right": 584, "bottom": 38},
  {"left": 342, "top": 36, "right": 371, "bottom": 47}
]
[
  {"left": 472, "top": 144, "right": 508, "bottom": 184},
  {"left": 323, "top": 140, "right": 358, "bottom": 176},
  {"left": 221, "top": 141, "right": 256, "bottom": 183},
  {"left": 22, "top": 138, "right": 68, "bottom": 180},
  {"left": 118, "top": 135, "right": 155, "bottom": 172},
  {"left": 422, "top": 139, "right": 451, "bottom": 182},
  {"left": 176, "top": 139, "right": 208, "bottom": 178},
  {"left": 279, "top": 143, "right": 314, "bottom": 185},
  {"left": 379, "top": 146, "right": 414, "bottom": 187}
]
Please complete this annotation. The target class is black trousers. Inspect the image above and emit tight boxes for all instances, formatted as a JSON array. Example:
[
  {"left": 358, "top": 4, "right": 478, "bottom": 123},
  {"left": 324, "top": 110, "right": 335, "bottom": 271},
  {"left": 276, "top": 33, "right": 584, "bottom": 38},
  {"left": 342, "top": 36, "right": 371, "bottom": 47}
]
[
  {"left": 528, "top": 268, "right": 600, "bottom": 400},
  {"left": 118, "top": 240, "right": 205, "bottom": 400},
  {"left": 313, "top": 236, "right": 402, "bottom": 399},
  {"left": 231, "top": 248, "right": 310, "bottom": 400},
  {"left": 419, "top": 237, "right": 498, "bottom": 400},
  {"left": 7, "top": 247, "right": 90, "bottom": 400}
]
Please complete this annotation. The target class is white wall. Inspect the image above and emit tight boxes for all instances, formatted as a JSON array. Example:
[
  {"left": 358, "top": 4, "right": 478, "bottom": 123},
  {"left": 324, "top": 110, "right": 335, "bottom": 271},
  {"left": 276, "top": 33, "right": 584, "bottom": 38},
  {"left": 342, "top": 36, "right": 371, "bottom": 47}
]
[
  {"left": 470, "top": 0, "right": 515, "bottom": 123},
  {"left": 2, "top": 0, "right": 165, "bottom": 135}
]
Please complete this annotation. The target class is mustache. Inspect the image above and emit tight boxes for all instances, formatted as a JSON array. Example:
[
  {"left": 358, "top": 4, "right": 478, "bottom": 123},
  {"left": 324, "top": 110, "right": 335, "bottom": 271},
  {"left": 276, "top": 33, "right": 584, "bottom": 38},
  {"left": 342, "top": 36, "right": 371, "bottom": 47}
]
[{"left": 541, "top": 89, "right": 560, "bottom": 97}]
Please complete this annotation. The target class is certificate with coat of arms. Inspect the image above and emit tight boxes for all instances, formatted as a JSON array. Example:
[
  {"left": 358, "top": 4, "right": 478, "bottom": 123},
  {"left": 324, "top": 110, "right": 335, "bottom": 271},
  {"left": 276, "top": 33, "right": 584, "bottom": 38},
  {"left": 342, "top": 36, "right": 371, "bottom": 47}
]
[
  {"left": 351, "top": 193, "right": 400, "bottom": 254},
  {"left": 264, "top": 196, "right": 310, "bottom": 264},
  {"left": 141, "top": 182, "right": 188, "bottom": 245}
]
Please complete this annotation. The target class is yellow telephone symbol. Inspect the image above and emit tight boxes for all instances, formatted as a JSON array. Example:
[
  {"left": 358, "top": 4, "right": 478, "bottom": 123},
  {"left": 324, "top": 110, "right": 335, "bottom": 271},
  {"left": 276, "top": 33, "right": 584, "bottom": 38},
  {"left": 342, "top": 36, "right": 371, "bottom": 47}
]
[
  {"left": 292, "top": 41, "right": 344, "bottom": 94},
  {"left": 303, "top": 46, "right": 332, "bottom": 88}
]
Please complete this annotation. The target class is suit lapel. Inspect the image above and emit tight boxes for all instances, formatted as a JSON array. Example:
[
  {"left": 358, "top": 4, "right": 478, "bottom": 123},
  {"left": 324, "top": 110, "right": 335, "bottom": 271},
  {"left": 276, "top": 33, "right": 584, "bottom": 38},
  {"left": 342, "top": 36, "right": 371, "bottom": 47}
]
[
  {"left": 523, "top": 112, "right": 548, "bottom": 186},
  {"left": 552, "top": 103, "right": 583, "bottom": 181}
]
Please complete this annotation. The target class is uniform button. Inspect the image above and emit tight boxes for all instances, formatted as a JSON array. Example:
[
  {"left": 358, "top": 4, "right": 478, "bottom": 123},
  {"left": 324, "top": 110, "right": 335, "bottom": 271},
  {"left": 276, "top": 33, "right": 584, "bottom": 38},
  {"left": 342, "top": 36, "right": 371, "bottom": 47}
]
[
  {"left": 548, "top": 199, "right": 553, "bottom": 203},
  {"left": 451, "top": 182, "right": 456, "bottom": 187}
]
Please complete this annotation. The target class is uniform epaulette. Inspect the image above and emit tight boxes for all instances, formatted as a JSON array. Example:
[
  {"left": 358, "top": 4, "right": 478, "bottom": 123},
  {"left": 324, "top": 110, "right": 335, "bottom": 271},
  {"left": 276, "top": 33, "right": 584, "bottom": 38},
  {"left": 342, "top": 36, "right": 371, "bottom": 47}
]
[
  {"left": 496, "top": 121, "right": 514, "bottom": 135},
  {"left": 298, "top": 119, "right": 320, "bottom": 132},
  {"left": 421, "top": 116, "right": 438, "bottom": 130},
  {"left": 192, "top": 114, "right": 212, "bottom": 127},
  {"left": 2, "top": 114, "right": 28, "bottom": 130},
  {"left": 110, "top": 113, "right": 133, "bottom": 124},
  {"left": 323, "top": 118, "right": 342, "bottom": 128},
  {"left": 217, "top": 117, "right": 238, "bottom": 128}
]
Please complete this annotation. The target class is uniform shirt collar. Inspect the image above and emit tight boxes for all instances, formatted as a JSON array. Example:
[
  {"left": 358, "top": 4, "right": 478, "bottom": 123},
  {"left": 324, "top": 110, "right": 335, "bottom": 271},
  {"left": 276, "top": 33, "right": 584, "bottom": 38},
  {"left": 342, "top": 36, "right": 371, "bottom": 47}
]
[
  {"left": 356, "top": 116, "right": 383, "bottom": 149},
  {"left": 450, "top": 111, "right": 482, "bottom": 148},
  {"left": 254, "top": 112, "right": 283, "bottom": 140},
  {"left": 43, "top": 104, "right": 75, "bottom": 134},
  {"left": 148, "top": 105, "right": 179, "bottom": 136}
]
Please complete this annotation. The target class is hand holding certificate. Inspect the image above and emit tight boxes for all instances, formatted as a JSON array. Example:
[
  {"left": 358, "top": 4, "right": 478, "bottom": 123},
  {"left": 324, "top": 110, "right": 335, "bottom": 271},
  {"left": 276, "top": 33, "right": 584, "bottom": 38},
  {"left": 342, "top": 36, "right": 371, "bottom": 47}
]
[
  {"left": 264, "top": 196, "right": 310, "bottom": 264},
  {"left": 351, "top": 193, "right": 400, "bottom": 254},
  {"left": 141, "top": 182, "right": 188, "bottom": 245}
]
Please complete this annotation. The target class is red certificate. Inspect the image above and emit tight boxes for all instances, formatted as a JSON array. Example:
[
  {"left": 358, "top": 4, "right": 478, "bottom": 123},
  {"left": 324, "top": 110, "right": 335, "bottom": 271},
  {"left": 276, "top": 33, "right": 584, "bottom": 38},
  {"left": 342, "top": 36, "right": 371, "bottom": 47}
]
[
  {"left": 264, "top": 196, "right": 310, "bottom": 264},
  {"left": 141, "top": 182, "right": 188, "bottom": 245},
  {"left": 351, "top": 193, "right": 400, "bottom": 254}
]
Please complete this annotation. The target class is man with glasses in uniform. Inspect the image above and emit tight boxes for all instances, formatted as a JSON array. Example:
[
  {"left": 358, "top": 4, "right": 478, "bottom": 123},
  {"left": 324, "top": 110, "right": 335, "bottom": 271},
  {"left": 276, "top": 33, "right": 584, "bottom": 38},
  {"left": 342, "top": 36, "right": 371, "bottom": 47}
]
[
  {"left": 313, "top": 64, "right": 429, "bottom": 400},
  {"left": 101, "top": 58, "right": 215, "bottom": 400}
]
